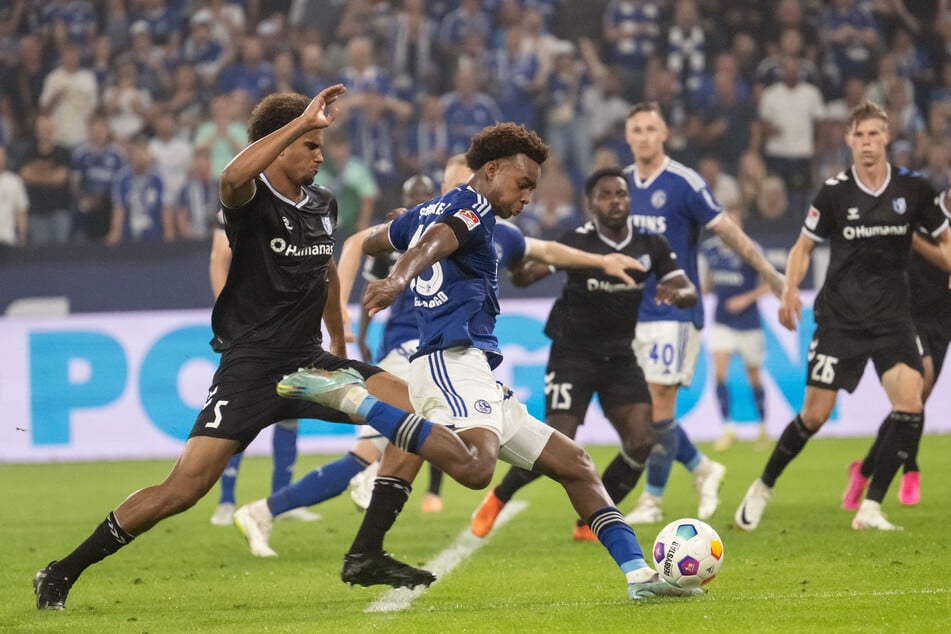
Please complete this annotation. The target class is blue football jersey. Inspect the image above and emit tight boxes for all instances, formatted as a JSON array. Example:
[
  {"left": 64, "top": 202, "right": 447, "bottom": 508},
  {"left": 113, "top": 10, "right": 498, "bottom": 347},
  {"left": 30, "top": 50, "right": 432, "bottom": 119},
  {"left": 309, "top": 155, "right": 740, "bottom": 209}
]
[
  {"left": 493, "top": 219, "right": 528, "bottom": 269},
  {"left": 701, "top": 236, "right": 762, "bottom": 330},
  {"left": 625, "top": 157, "right": 722, "bottom": 328},
  {"left": 388, "top": 185, "right": 502, "bottom": 366}
]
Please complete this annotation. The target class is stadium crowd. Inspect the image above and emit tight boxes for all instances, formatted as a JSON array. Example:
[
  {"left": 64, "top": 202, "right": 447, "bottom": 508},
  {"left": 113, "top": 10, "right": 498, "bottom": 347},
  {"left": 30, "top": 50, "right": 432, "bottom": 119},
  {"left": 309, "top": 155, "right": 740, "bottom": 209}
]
[{"left": 0, "top": 0, "right": 948, "bottom": 248}]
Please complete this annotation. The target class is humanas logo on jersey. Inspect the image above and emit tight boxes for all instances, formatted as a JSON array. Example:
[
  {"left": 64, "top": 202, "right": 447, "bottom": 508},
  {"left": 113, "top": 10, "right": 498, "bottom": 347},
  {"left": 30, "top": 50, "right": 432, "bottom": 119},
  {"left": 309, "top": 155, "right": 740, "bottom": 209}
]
[
  {"left": 587, "top": 278, "right": 638, "bottom": 292},
  {"left": 631, "top": 214, "right": 667, "bottom": 233},
  {"left": 841, "top": 224, "right": 908, "bottom": 240},
  {"left": 269, "top": 237, "right": 334, "bottom": 256}
]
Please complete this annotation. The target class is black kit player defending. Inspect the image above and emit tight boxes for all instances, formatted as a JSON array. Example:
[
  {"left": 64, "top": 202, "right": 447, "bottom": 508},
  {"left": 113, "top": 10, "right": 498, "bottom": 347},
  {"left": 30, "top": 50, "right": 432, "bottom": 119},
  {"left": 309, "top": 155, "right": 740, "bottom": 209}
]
[{"left": 735, "top": 101, "right": 951, "bottom": 533}]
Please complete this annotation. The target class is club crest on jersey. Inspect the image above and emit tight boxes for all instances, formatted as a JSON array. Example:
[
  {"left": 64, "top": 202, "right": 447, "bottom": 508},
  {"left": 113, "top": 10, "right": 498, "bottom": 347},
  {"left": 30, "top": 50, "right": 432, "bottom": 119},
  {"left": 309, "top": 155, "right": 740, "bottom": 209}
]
[
  {"left": 454, "top": 208, "right": 480, "bottom": 230},
  {"left": 282, "top": 216, "right": 293, "bottom": 231},
  {"left": 321, "top": 216, "right": 334, "bottom": 235},
  {"left": 637, "top": 254, "right": 652, "bottom": 270},
  {"left": 805, "top": 206, "right": 820, "bottom": 230},
  {"left": 846, "top": 207, "right": 859, "bottom": 221},
  {"left": 651, "top": 190, "right": 667, "bottom": 208},
  {"left": 474, "top": 399, "right": 492, "bottom": 414},
  {"left": 892, "top": 197, "right": 907, "bottom": 215}
]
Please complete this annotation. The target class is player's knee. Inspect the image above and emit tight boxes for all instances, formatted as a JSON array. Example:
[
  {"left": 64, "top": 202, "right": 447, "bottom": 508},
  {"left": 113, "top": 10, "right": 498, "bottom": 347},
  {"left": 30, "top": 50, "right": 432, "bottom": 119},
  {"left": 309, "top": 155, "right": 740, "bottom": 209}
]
[{"left": 451, "top": 460, "right": 495, "bottom": 490}]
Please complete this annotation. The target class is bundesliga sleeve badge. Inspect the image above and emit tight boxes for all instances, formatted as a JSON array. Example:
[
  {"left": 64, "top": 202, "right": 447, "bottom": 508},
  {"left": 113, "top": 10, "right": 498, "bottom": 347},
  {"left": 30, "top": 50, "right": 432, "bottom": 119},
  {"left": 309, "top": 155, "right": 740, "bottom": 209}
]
[
  {"left": 805, "top": 207, "right": 820, "bottom": 230},
  {"left": 454, "top": 208, "right": 481, "bottom": 230}
]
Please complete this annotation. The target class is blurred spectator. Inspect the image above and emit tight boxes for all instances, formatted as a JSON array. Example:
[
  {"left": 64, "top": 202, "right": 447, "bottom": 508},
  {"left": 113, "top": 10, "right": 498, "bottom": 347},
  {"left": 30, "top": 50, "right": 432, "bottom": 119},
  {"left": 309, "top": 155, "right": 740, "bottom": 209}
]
[
  {"left": 402, "top": 93, "right": 450, "bottom": 185},
  {"left": 545, "top": 39, "right": 593, "bottom": 179},
  {"left": 39, "top": 43, "right": 97, "bottom": 149},
  {"left": 697, "top": 155, "right": 741, "bottom": 210},
  {"left": 193, "top": 94, "right": 245, "bottom": 178},
  {"left": 754, "top": 28, "right": 821, "bottom": 100},
  {"left": 313, "top": 125, "right": 378, "bottom": 239},
  {"left": 388, "top": 0, "right": 440, "bottom": 100},
  {"left": 761, "top": 0, "right": 817, "bottom": 56},
  {"left": 817, "top": 0, "right": 881, "bottom": 94},
  {"left": 440, "top": 60, "right": 504, "bottom": 155},
  {"left": 339, "top": 36, "right": 393, "bottom": 100},
  {"left": 884, "top": 80, "right": 927, "bottom": 158},
  {"left": 216, "top": 36, "right": 274, "bottom": 103},
  {"left": 0, "top": 0, "right": 24, "bottom": 38},
  {"left": 919, "top": 140, "right": 951, "bottom": 193},
  {"left": 641, "top": 65, "right": 690, "bottom": 164},
  {"left": 125, "top": 19, "right": 167, "bottom": 97},
  {"left": 438, "top": 0, "right": 490, "bottom": 57},
  {"left": 865, "top": 52, "right": 915, "bottom": 111},
  {"left": 295, "top": 43, "right": 336, "bottom": 96},
  {"left": 101, "top": 0, "right": 131, "bottom": 51},
  {"left": 348, "top": 88, "right": 404, "bottom": 203},
  {"left": 39, "top": 0, "right": 97, "bottom": 50},
  {"left": 814, "top": 102, "right": 852, "bottom": 178},
  {"left": 736, "top": 149, "right": 767, "bottom": 211},
  {"left": 758, "top": 55, "right": 824, "bottom": 212},
  {"left": 0, "top": 145, "right": 29, "bottom": 247},
  {"left": 107, "top": 134, "right": 171, "bottom": 244},
  {"left": 176, "top": 146, "right": 218, "bottom": 241},
  {"left": 71, "top": 113, "right": 125, "bottom": 241},
  {"left": 103, "top": 59, "right": 153, "bottom": 142},
  {"left": 184, "top": 9, "right": 227, "bottom": 87},
  {"left": 488, "top": 27, "right": 544, "bottom": 130},
  {"left": 601, "top": 0, "right": 662, "bottom": 102},
  {"left": 578, "top": 38, "right": 628, "bottom": 149},
  {"left": 89, "top": 35, "right": 115, "bottom": 94},
  {"left": 889, "top": 26, "right": 934, "bottom": 111},
  {"left": 2, "top": 34, "right": 47, "bottom": 139},
  {"left": 746, "top": 174, "right": 796, "bottom": 233},
  {"left": 201, "top": 0, "right": 247, "bottom": 45},
  {"left": 519, "top": 6, "right": 560, "bottom": 79},
  {"left": 693, "top": 61, "right": 756, "bottom": 174},
  {"left": 666, "top": 0, "right": 706, "bottom": 96},
  {"left": 132, "top": 0, "right": 183, "bottom": 46},
  {"left": 165, "top": 62, "right": 207, "bottom": 136},
  {"left": 268, "top": 50, "right": 298, "bottom": 93},
  {"left": 516, "top": 160, "right": 582, "bottom": 240},
  {"left": 18, "top": 114, "right": 72, "bottom": 245},
  {"left": 149, "top": 108, "right": 193, "bottom": 205}
]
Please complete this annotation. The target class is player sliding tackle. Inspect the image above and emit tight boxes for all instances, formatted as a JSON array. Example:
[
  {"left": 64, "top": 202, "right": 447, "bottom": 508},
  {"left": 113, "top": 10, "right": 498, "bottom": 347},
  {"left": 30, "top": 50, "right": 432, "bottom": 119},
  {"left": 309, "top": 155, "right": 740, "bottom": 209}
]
[{"left": 279, "top": 122, "right": 703, "bottom": 599}]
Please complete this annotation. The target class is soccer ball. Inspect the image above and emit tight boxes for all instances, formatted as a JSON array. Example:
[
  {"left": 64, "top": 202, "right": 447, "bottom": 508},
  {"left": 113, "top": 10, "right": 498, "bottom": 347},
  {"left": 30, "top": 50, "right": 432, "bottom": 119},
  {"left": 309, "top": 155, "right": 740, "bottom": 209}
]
[{"left": 651, "top": 518, "right": 724, "bottom": 589}]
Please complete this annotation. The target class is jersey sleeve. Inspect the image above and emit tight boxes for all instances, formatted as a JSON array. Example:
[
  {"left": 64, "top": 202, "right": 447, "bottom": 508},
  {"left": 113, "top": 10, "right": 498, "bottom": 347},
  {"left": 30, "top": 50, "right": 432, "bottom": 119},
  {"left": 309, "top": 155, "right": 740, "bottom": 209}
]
[
  {"left": 802, "top": 181, "right": 837, "bottom": 241},
  {"left": 387, "top": 207, "right": 418, "bottom": 252},
  {"left": 915, "top": 177, "right": 950, "bottom": 238},
  {"left": 685, "top": 180, "right": 723, "bottom": 228},
  {"left": 493, "top": 221, "right": 527, "bottom": 268},
  {"left": 436, "top": 189, "right": 493, "bottom": 247},
  {"left": 648, "top": 233, "right": 684, "bottom": 281}
]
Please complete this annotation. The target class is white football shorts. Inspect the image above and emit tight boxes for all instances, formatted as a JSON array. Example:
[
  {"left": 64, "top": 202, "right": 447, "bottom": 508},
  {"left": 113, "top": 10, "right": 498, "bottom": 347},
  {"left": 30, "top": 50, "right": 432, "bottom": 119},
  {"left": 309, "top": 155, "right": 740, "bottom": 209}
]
[
  {"left": 707, "top": 323, "right": 766, "bottom": 366},
  {"left": 408, "top": 346, "right": 554, "bottom": 470},
  {"left": 633, "top": 320, "right": 702, "bottom": 386}
]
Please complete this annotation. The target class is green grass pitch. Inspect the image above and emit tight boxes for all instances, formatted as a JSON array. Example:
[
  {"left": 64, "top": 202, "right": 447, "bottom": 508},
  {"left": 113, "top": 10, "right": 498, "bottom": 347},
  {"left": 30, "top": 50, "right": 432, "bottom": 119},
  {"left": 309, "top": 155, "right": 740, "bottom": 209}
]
[{"left": 2, "top": 435, "right": 949, "bottom": 633}]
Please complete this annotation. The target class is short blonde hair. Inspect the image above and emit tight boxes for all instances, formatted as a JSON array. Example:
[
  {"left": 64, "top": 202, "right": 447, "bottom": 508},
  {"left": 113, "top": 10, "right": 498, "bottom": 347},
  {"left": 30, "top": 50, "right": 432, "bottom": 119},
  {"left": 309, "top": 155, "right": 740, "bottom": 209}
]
[{"left": 847, "top": 100, "right": 888, "bottom": 132}]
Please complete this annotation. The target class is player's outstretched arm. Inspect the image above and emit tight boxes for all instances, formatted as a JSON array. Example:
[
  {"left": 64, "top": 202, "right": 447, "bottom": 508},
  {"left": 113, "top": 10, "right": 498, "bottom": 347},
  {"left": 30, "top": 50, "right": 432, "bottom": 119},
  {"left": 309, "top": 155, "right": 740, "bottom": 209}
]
[
  {"left": 364, "top": 223, "right": 460, "bottom": 317},
  {"left": 656, "top": 273, "right": 698, "bottom": 308},
  {"left": 220, "top": 84, "right": 346, "bottom": 208},
  {"left": 712, "top": 213, "right": 785, "bottom": 297},
  {"left": 523, "top": 237, "right": 643, "bottom": 285},
  {"left": 337, "top": 225, "right": 380, "bottom": 342},
  {"left": 778, "top": 233, "right": 816, "bottom": 331}
]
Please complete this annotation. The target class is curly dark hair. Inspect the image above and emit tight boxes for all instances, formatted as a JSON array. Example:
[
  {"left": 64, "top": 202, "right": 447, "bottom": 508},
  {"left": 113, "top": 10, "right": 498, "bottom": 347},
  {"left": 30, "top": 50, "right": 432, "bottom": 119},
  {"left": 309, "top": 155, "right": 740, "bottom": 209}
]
[
  {"left": 247, "top": 92, "right": 311, "bottom": 142},
  {"left": 583, "top": 166, "right": 627, "bottom": 198},
  {"left": 465, "top": 122, "right": 549, "bottom": 171}
]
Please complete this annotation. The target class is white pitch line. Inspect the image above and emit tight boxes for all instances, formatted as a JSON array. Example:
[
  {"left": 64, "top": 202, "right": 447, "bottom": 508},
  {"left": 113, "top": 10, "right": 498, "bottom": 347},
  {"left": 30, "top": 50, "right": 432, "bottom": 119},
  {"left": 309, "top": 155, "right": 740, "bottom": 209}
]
[{"left": 365, "top": 500, "right": 529, "bottom": 613}]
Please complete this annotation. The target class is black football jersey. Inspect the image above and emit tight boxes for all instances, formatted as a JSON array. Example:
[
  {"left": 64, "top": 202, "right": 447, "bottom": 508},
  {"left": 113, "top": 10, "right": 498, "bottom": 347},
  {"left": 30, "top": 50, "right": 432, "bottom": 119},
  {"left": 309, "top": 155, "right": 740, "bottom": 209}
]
[
  {"left": 802, "top": 165, "right": 948, "bottom": 334},
  {"left": 211, "top": 175, "right": 338, "bottom": 352},
  {"left": 909, "top": 192, "right": 951, "bottom": 329},
  {"left": 544, "top": 218, "right": 684, "bottom": 356}
]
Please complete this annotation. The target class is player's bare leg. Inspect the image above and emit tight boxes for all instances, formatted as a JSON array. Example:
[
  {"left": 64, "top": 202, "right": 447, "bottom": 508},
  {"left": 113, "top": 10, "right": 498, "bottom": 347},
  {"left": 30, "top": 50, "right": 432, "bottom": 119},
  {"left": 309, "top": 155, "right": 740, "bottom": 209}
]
[{"left": 35, "top": 436, "right": 238, "bottom": 609}]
